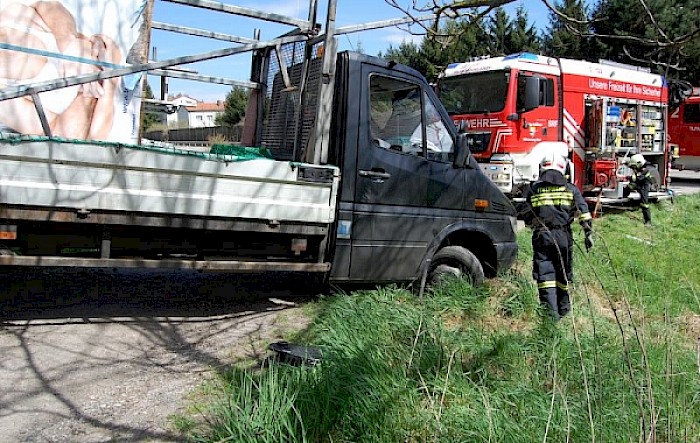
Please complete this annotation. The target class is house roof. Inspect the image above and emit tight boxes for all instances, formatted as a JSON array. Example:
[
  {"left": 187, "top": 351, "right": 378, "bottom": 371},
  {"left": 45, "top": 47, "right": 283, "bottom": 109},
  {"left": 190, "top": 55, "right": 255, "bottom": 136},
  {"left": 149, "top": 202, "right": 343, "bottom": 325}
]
[
  {"left": 169, "top": 93, "right": 195, "bottom": 100},
  {"left": 185, "top": 102, "right": 225, "bottom": 112}
]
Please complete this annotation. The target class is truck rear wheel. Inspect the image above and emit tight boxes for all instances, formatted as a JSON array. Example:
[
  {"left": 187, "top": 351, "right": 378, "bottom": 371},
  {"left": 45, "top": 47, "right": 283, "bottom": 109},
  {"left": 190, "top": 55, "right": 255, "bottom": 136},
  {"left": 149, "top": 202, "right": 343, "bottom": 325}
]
[{"left": 428, "top": 246, "right": 485, "bottom": 286}]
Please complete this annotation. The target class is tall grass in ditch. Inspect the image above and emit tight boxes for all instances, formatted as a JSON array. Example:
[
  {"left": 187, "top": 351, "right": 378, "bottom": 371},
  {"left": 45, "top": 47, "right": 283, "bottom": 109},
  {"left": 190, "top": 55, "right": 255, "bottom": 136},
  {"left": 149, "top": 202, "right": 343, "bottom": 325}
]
[{"left": 186, "top": 194, "right": 700, "bottom": 443}]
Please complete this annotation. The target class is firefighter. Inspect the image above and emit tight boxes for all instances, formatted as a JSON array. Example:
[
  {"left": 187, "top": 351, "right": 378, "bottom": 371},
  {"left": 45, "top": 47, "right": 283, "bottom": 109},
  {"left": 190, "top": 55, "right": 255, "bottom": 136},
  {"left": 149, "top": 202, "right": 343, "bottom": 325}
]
[
  {"left": 523, "top": 153, "right": 594, "bottom": 321},
  {"left": 625, "top": 153, "right": 659, "bottom": 226}
]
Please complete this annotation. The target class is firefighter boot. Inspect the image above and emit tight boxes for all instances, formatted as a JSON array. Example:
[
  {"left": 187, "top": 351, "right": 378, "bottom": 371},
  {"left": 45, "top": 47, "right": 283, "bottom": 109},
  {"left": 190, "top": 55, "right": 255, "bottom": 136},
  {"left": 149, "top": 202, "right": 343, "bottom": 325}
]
[
  {"left": 641, "top": 204, "right": 652, "bottom": 225},
  {"left": 538, "top": 286, "right": 561, "bottom": 321},
  {"left": 557, "top": 289, "right": 571, "bottom": 318}
]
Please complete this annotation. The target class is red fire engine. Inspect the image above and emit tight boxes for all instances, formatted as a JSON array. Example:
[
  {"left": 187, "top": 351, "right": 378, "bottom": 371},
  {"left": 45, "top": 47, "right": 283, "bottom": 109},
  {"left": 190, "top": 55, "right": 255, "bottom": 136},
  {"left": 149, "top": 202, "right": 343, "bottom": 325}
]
[
  {"left": 437, "top": 53, "right": 670, "bottom": 203},
  {"left": 669, "top": 87, "right": 700, "bottom": 171}
]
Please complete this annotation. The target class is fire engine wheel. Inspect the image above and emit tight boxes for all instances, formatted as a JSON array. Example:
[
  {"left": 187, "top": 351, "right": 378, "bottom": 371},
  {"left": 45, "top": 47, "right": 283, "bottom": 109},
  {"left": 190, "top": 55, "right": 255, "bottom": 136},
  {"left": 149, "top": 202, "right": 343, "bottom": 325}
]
[{"left": 428, "top": 246, "right": 485, "bottom": 286}]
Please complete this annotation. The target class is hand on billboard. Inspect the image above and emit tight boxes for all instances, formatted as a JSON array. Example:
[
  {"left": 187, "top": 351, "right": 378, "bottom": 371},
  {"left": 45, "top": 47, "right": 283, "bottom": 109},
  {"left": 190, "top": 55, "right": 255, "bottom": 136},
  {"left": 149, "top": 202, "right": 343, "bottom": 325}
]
[{"left": 0, "top": 1, "right": 124, "bottom": 140}]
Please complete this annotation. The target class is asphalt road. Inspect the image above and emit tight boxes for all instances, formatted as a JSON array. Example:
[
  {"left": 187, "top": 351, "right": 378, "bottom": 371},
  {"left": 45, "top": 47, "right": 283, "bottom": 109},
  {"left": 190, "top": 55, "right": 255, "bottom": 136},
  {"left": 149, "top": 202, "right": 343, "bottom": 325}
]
[
  {"left": 669, "top": 168, "right": 700, "bottom": 196},
  {"left": 0, "top": 270, "right": 317, "bottom": 442}
]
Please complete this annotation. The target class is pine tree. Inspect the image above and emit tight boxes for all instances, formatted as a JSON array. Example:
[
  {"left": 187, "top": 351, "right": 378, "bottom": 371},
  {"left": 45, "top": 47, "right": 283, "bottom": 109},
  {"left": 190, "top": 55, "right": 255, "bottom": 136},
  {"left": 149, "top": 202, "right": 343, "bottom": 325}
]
[
  {"left": 430, "top": 16, "right": 491, "bottom": 72},
  {"left": 381, "top": 41, "right": 422, "bottom": 69},
  {"left": 508, "top": 6, "right": 541, "bottom": 54},
  {"left": 216, "top": 86, "right": 249, "bottom": 127},
  {"left": 140, "top": 81, "right": 160, "bottom": 132},
  {"left": 543, "top": 0, "right": 593, "bottom": 59},
  {"left": 592, "top": 0, "right": 700, "bottom": 83},
  {"left": 488, "top": 7, "right": 512, "bottom": 56}
]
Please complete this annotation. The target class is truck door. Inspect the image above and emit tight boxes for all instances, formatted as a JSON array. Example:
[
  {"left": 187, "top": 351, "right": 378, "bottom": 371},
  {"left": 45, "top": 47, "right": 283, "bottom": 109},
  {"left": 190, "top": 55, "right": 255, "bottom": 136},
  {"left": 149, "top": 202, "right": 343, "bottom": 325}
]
[
  {"left": 516, "top": 72, "right": 559, "bottom": 144},
  {"left": 346, "top": 67, "right": 464, "bottom": 281},
  {"left": 678, "top": 102, "right": 700, "bottom": 156}
]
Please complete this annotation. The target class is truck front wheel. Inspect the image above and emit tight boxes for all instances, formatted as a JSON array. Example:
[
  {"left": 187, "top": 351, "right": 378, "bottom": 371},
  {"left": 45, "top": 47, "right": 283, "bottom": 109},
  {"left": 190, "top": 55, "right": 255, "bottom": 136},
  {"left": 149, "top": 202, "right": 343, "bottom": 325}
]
[{"left": 428, "top": 246, "right": 485, "bottom": 286}]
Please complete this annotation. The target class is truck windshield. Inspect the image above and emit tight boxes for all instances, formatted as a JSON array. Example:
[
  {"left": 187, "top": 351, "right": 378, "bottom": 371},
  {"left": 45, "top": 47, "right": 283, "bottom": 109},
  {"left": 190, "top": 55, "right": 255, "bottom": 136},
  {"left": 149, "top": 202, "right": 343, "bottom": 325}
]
[{"left": 438, "top": 71, "right": 509, "bottom": 115}]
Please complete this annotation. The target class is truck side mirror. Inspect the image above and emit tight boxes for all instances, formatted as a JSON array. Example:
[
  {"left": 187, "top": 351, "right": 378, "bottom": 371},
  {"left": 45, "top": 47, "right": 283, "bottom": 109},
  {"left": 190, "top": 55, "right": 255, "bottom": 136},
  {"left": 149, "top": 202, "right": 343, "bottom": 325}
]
[
  {"left": 454, "top": 133, "right": 473, "bottom": 168},
  {"left": 523, "top": 77, "right": 541, "bottom": 112}
]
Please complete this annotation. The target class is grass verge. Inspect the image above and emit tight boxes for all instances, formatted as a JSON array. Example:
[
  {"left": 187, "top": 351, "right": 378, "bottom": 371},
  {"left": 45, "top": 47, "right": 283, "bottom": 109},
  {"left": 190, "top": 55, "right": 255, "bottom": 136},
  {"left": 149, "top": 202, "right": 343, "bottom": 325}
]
[{"left": 181, "top": 194, "right": 700, "bottom": 443}]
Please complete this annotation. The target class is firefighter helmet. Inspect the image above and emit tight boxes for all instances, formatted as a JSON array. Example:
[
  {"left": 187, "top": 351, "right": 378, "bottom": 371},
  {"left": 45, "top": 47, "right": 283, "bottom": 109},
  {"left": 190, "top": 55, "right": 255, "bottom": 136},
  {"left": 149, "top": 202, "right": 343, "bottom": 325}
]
[
  {"left": 629, "top": 154, "right": 646, "bottom": 169},
  {"left": 540, "top": 152, "right": 568, "bottom": 175}
]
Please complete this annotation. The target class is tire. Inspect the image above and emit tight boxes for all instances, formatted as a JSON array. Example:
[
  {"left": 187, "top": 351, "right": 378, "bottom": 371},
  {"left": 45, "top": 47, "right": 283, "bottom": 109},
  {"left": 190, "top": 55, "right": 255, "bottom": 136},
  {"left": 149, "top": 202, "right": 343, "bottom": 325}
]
[{"left": 427, "top": 246, "right": 485, "bottom": 286}]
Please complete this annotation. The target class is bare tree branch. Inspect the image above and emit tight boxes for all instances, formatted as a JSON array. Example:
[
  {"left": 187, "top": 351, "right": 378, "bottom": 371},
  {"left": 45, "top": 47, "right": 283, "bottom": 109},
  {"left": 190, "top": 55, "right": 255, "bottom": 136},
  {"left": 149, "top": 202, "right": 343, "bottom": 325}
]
[
  {"left": 385, "top": 0, "right": 514, "bottom": 39},
  {"left": 383, "top": 0, "right": 699, "bottom": 50},
  {"left": 539, "top": 0, "right": 591, "bottom": 25},
  {"left": 574, "top": 27, "right": 700, "bottom": 49},
  {"left": 636, "top": 0, "right": 669, "bottom": 42}
]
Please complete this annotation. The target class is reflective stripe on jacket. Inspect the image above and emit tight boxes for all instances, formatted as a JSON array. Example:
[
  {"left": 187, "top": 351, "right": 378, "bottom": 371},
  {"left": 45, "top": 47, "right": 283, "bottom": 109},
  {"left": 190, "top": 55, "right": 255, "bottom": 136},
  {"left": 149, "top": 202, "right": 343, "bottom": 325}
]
[{"left": 524, "top": 171, "right": 592, "bottom": 231}]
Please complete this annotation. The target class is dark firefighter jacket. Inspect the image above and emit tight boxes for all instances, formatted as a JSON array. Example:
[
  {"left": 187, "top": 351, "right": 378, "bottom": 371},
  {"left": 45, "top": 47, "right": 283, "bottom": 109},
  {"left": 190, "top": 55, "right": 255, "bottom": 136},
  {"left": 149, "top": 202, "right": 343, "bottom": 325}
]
[
  {"left": 523, "top": 170, "right": 592, "bottom": 232},
  {"left": 630, "top": 163, "right": 660, "bottom": 191}
]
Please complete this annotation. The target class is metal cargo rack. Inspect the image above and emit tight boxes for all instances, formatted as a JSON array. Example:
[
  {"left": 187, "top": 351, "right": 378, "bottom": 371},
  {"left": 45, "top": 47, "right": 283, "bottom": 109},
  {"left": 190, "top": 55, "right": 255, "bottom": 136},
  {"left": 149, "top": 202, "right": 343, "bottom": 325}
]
[{"left": 0, "top": 0, "right": 432, "bottom": 165}]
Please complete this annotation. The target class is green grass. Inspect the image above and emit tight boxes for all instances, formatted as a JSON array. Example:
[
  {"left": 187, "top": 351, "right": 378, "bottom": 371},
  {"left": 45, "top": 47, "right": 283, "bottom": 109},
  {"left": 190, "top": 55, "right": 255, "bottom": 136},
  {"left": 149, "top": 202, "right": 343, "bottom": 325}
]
[{"left": 183, "top": 194, "right": 700, "bottom": 443}]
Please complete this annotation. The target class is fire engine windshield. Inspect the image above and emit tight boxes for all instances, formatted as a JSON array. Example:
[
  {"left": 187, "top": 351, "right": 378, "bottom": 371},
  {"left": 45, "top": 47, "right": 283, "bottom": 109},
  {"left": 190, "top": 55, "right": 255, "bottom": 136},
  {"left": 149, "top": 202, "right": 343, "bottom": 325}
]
[{"left": 438, "top": 71, "right": 509, "bottom": 115}]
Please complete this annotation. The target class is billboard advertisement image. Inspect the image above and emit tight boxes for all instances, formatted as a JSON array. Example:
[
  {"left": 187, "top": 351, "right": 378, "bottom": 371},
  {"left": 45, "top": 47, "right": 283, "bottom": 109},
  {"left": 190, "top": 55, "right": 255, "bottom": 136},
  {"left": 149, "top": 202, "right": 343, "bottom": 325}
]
[{"left": 0, "top": 0, "right": 150, "bottom": 143}]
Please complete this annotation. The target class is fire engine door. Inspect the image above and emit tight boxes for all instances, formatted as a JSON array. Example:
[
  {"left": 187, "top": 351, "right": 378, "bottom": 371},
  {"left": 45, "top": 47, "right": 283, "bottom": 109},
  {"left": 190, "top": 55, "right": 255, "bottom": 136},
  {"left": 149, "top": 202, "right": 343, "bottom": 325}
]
[{"left": 516, "top": 72, "right": 558, "bottom": 144}]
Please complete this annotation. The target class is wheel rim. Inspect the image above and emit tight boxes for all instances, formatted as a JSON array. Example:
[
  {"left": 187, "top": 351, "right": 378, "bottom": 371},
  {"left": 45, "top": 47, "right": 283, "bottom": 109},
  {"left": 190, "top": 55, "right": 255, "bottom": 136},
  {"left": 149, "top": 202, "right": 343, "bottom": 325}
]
[{"left": 429, "top": 264, "right": 462, "bottom": 285}]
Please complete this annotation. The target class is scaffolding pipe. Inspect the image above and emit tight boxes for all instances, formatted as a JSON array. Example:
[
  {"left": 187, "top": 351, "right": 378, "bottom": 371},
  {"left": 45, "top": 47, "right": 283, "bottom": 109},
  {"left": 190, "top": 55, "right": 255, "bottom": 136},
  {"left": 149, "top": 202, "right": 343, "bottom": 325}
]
[
  {"left": 0, "top": 34, "right": 309, "bottom": 102},
  {"left": 162, "top": 0, "right": 315, "bottom": 32},
  {"left": 290, "top": 0, "right": 319, "bottom": 161},
  {"left": 29, "top": 91, "right": 52, "bottom": 137},
  {"left": 311, "top": 0, "right": 337, "bottom": 165},
  {"left": 152, "top": 21, "right": 258, "bottom": 44},
  {"left": 149, "top": 69, "right": 260, "bottom": 89},
  {"left": 335, "top": 14, "right": 435, "bottom": 35}
]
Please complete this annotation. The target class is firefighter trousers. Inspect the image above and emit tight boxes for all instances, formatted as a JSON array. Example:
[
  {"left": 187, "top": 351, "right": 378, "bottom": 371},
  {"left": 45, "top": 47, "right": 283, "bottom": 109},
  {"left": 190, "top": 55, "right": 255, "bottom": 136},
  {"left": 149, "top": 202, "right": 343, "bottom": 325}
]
[
  {"left": 638, "top": 182, "right": 652, "bottom": 224},
  {"left": 532, "top": 228, "right": 573, "bottom": 321}
]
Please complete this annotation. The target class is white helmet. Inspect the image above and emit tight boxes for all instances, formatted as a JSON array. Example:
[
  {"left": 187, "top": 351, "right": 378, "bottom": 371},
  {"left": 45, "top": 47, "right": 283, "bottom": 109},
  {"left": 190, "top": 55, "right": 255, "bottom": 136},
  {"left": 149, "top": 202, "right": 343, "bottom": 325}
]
[
  {"left": 540, "top": 152, "right": 567, "bottom": 175},
  {"left": 629, "top": 154, "right": 646, "bottom": 169}
]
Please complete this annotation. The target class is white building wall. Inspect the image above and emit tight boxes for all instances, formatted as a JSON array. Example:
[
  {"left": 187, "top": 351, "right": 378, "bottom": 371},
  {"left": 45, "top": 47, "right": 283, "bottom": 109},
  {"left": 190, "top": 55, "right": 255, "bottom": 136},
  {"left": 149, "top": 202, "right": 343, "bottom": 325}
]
[{"left": 188, "top": 111, "right": 219, "bottom": 128}]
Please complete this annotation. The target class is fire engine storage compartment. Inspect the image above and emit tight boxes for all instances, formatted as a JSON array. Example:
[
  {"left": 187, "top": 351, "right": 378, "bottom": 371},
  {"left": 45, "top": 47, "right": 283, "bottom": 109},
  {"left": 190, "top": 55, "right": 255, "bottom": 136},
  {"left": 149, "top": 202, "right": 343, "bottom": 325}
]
[{"left": 584, "top": 96, "right": 667, "bottom": 200}]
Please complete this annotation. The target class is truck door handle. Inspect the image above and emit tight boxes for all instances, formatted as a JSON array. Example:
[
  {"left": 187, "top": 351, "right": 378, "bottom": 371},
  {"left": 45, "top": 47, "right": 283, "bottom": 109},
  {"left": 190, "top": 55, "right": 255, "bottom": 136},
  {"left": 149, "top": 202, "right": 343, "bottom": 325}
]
[{"left": 359, "top": 169, "right": 391, "bottom": 181}]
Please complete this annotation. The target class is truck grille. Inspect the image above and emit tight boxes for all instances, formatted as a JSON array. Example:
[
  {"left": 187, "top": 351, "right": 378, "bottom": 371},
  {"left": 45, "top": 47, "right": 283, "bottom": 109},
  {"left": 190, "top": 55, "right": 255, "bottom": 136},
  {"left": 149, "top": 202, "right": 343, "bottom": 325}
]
[{"left": 465, "top": 132, "right": 491, "bottom": 153}]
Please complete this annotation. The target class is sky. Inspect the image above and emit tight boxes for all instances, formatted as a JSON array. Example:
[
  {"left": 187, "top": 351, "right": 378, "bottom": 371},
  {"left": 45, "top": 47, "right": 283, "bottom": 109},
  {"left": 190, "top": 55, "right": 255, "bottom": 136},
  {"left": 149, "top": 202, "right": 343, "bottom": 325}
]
[{"left": 148, "top": 0, "right": 548, "bottom": 102}]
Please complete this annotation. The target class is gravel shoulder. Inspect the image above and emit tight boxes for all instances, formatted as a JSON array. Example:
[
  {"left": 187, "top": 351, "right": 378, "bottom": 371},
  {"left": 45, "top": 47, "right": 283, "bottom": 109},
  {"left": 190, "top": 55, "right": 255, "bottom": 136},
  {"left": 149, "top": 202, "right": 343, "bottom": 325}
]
[{"left": 0, "top": 269, "right": 314, "bottom": 442}]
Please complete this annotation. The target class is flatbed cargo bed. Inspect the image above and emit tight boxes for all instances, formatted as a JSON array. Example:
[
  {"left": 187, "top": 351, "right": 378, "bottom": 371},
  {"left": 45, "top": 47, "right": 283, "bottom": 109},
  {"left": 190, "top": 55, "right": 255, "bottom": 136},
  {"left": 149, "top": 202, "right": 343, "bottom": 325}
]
[{"left": 0, "top": 138, "right": 339, "bottom": 225}]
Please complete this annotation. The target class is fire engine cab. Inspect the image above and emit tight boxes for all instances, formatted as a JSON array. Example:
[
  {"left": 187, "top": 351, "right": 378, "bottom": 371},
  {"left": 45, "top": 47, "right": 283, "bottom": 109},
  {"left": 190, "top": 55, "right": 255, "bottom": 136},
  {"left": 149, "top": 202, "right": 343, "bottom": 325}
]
[
  {"left": 669, "top": 87, "right": 700, "bottom": 171},
  {"left": 437, "top": 53, "right": 670, "bottom": 202}
]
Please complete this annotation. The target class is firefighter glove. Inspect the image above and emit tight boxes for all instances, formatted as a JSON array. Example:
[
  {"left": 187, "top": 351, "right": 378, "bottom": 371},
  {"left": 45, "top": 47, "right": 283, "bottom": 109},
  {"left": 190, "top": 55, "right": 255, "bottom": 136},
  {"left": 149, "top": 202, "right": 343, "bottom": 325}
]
[{"left": 584, "top": 232, "right": 594, "bottom": 252}]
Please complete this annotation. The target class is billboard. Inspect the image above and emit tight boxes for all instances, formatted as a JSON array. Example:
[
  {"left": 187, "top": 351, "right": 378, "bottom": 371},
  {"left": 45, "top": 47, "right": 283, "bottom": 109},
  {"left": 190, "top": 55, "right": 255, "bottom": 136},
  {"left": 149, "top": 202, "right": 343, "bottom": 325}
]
[{"left": 0, "top": 0, "right": 151, "bottom": 143}]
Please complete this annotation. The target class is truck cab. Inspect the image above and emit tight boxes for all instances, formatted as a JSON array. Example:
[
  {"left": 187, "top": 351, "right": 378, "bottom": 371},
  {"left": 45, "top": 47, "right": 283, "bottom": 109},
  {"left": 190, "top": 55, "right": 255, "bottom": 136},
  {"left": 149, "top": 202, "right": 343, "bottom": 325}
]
[
  {"left": 437, "top": 53, "right": 671, "bottom": 204},
  {"left": 669, "top": 93, "right": 700, "bottom": 171},
  {"left": 437, "top": 54, "right": 564, "bottom": 197},
  {"left": 324, "top": 52, "right": 518, "bottom": 284},
  {"left": 253, "top": 48, "right": 518, "bottom": 285}
]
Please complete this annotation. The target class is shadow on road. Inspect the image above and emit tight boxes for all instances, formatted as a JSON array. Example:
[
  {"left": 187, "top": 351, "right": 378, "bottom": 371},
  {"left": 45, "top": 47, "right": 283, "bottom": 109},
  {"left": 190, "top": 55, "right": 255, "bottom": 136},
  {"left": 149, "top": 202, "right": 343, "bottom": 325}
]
[
  {"left": 0, "top": 268, "right": 322, "bottom": 442},
  {"left": 0, "top": 268, "right": 321, "bottom": 321}
]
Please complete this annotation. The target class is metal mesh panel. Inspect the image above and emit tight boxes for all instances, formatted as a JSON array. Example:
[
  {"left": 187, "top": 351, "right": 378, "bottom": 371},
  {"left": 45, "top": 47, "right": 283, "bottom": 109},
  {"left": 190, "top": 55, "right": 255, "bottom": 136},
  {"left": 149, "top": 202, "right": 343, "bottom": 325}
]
[{"left": 260, "top": 41, "right": 324, "bottom": 161}]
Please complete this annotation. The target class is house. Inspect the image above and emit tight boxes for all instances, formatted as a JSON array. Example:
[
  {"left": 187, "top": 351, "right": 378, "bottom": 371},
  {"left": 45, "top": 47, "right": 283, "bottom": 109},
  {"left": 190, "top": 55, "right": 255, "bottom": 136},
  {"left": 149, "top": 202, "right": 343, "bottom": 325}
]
[
  {"left": 177, "top": 100, "right": 225, "bottom": 128},
  {"left": 166, "top": 94, "right": 198, "bottom": 127}
]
